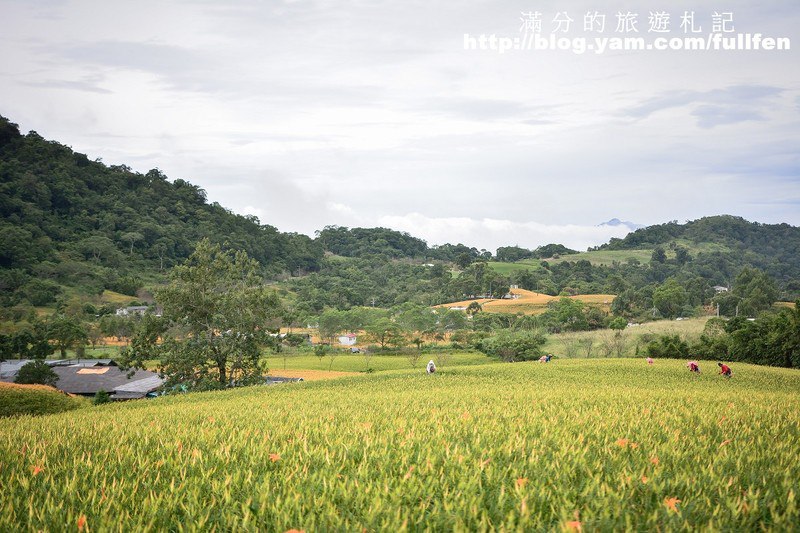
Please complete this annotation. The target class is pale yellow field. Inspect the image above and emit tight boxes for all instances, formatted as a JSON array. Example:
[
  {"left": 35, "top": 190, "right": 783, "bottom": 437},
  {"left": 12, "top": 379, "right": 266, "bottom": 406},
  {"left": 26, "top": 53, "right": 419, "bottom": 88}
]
[
  {"left": 267, "top": 369, "right": 356, "bottom": 381},
  {"left": 99, "top": 290, "right": 138, "bottom": 304},
  {"left": 436, "top": 288, "right": 615, "bottom": 315}
]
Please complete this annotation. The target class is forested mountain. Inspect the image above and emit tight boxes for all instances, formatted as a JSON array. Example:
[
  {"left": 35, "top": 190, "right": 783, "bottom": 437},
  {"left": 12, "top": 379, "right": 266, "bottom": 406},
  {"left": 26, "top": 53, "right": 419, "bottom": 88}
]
[
  {"left": 597, "top": 216, "right": 800, "bottom": 290},
  {"left": 1, "top": 113, "right": 799, "bottom": 320},
  {"left": 0, "top": 115, "right": 323, "bottom": 307},
  {"left": 314, "top": 225, "right": 491, "bottom": 262}
]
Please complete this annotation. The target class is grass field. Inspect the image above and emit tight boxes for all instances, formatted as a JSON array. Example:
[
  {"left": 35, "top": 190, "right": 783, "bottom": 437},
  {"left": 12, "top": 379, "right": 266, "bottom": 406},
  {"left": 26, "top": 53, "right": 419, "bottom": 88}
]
[
  {"left": 515, "top": 241, "right": 734, "bottom": 267},
  {"left": 543, "top": 317, "right": 712, "bottom": 358},
  {"left": 1, "top": 359, "right": 798, "bottom": 530},
  {"left": 542, "top": 249, "right": 655, "bottom": 266},
  {"left": 265, "top": 352, "right": 493, "bottom": 373},
  {"left": 486, "top": 260, "right": 545, "bottom": 276}
]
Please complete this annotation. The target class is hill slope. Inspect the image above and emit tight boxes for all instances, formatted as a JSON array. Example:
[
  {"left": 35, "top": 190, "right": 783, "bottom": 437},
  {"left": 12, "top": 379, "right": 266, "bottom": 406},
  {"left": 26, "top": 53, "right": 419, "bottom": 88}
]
[
  {"left": 0, "top": 115, "right": 323, "bottom": 307},
  {"left": 597, "top": 215, "right": 800, "bottom": 287}
]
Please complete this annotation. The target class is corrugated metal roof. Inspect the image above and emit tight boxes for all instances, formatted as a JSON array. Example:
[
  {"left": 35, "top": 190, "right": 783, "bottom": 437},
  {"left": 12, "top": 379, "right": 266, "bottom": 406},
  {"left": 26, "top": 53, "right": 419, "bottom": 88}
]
[
  {"left": 114, "top": 375, "right": 164, "bottom": 394},
  {"left": 53, "top": 367, "right": 162, "bottom": 396}
]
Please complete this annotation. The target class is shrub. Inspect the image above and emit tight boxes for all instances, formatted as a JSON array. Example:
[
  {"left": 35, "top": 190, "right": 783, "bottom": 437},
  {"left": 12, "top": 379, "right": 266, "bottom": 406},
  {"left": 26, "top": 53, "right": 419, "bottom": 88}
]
[
  {"left": 14, "top": 360, "right": 58, "bottom": 387},
  {"left": 645, "top": 334, "right": 690, "bottom": 359},
  {"left": 93, "top": 389, "right": 111, "bottom": 405},
  {"left": 0, "top": 382, "right": 87, "bottom": 417},
  {"left": 478, "top": 330, "right": 547, "bottom": 362}
]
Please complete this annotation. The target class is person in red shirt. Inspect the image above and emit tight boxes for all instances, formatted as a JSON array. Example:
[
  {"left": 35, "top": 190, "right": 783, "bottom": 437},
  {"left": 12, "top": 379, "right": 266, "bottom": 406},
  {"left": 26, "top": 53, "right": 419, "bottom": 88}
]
[{"left": 718, "top": 362, "right": 732, "bottom": 378}]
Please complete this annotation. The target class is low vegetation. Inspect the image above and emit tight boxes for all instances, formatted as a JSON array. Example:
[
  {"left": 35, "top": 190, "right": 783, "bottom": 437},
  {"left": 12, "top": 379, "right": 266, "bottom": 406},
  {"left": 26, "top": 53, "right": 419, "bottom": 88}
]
[
  {"left": 0, "top": 382, "right": 88, "bottom": 417},
  {"left": 1, "top": 360, "right": 798, "bottom": 530}
]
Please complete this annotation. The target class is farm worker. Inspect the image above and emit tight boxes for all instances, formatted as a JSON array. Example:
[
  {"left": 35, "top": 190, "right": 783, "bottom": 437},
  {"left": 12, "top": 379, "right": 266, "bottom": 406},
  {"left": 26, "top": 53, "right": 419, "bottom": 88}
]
[
  {"left": 718, "top": 362, "right": 732, "bottom": 378},
  {"left": 646, "top": 357, "right": 654, "bottom": 365},
  {"left": 539, "top": 355, "right": 547, "bottom": 363},
  {"left": 687, "top": 361, "right": 700, "bottom": 373},
  {"left": 545, "top": 354, "right": 553, "bottom": 362},
  {"left": 426, "top": 360, "right": 436, "bottom": 374}
]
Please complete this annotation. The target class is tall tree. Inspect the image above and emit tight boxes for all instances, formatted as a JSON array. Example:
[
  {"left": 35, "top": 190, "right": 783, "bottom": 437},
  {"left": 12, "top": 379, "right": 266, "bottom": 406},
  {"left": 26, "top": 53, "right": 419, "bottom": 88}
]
[
  {"left": 122, "top": 239, "right": 283, "bottom": 390},
  {"left": 48, "top": 315, "right": 88, "bottom": 357}
]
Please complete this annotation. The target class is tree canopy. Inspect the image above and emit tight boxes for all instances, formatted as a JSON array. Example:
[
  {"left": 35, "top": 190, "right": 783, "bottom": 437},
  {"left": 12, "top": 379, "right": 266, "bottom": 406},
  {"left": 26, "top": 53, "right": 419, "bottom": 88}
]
[{"left": 121, "top": 240, "right": 283, "bottom": 390}]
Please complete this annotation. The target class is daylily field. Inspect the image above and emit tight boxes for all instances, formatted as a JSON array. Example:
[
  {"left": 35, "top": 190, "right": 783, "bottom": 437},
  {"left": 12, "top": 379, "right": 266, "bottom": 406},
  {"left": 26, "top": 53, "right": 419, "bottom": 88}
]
[{"left": 1, "top": 358, "right": 799, "bottom": 531}]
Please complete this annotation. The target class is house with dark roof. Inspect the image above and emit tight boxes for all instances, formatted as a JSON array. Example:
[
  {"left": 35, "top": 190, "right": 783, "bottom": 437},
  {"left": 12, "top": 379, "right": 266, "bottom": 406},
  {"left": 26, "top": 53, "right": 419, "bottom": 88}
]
[{"left": 51, "top": 366, "right": 164, "bottom": 399}]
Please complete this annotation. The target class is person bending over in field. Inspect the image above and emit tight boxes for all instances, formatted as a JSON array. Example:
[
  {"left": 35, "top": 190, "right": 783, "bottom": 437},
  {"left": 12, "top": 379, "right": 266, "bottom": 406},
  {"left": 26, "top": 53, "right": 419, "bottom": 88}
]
[
  {"left": 646, "top": 357, "right": 654, "bottom": 365},
  {"left": 718, "top": 362, "right": 732, "bottom": 378},
  {"left": 687, "top": 361, "right": 700, "bottom": 373},
  {"left": 426, "top": 360, "right": 436, "bottom": 374}
]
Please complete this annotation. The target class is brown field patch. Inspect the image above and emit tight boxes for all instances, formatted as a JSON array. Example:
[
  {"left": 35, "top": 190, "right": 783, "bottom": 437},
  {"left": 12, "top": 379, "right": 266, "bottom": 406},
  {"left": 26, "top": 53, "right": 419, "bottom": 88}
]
[
  {"left": 435, "top": 289, "right": 616, "bottom": 315},
  {"left": 268, "top": 369, "right": 356, "bottom": 381},
  {"left": 0, "top": 382, "right": 58, "bottom": 393}
]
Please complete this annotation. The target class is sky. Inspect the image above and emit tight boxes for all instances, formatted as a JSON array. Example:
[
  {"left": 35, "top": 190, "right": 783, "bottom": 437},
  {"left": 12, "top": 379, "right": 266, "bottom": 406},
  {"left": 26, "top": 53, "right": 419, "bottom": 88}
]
[{"left": 1, "top": 0, "right": 798, "bottom": 252}]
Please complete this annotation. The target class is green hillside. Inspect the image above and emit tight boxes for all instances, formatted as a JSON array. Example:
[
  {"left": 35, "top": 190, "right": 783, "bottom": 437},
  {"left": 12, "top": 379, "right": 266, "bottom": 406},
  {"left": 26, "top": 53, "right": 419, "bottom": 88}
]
[
  {"left": 0, "top": 115, "right": 323, "bottom": 309},
  {"left": 2, "top": 113, "right": 799, "bottom": 321}
]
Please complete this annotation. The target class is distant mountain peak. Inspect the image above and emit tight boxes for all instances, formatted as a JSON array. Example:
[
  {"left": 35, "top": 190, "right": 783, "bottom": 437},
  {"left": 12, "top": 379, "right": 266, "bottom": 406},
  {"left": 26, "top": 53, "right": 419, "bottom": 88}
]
[{"left": 598, "top": 218, "right": 644, "bottom": 231}]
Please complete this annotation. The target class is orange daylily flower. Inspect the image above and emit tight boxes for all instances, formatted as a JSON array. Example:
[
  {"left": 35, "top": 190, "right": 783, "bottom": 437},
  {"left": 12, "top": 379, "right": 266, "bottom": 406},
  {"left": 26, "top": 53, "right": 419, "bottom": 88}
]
[
  {"left": 269, "top": 453, "right": 281, "bottom": 463},
  {"left": 650, "top": 456, "right": 660, "bottom": 465},
  {"left": 565, "top": 520, "right": 582, "bottom": 531},
  {"left": 641, "top": 475, "right": 649, "bottom": 484},
  {"left": 664, "top": 497, "right": 681, "bottom": 513},
  {"left": 31, "top": 465, "right": 44, "bottom": 476},
  {"left": 516, "top": 477, "right": 528, "bottom": 489},
  {"left": 720, "top": 439, "right": 732, "bottom": 447},
  {"left": 77, "top": 515, "right": 87, "bottom": 531},
  {"left": 403, "top": 466, "right": 415, "bottom": 480}
]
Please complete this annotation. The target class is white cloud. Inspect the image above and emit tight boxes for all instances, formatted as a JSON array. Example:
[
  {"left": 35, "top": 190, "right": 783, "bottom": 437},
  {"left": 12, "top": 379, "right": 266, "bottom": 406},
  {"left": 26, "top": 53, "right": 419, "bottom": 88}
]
[
  {"left": 241, "top": 205, "right": 264, "bottom": 221},
  {"left": 0, "top": 0, "right": 798, "bottom": 242},
  {"left": 378, "top": 213, "right": 633, "bottom": 252}
]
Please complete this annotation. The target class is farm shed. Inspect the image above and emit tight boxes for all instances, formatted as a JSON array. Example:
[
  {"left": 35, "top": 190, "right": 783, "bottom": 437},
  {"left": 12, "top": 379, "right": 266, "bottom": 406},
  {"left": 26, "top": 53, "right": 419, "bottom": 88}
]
[{"left": 52, "top": 366, "right": 164, "bottom": 399}]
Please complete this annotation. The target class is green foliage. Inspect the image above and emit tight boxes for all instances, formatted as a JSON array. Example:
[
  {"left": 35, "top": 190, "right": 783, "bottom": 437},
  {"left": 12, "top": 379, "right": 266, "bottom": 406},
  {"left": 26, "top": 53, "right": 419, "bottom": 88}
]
[
  {"left": 478, "top": 329, "right": 547, "bottom": 361},
  {"left": 645, "top": 334, "right": 690, "bottom": 359},
  {"left": 291, "top": 256, "right": 451, "bottom": 311},
  {"left": 724, "top": 302, "right": 800, "bottom": 368},
  {"left": 0, "top": 116, "right": 323, "bottom": 305},
  {"left": 0, "top": 382, "right": 87, "bottom": 417},
  {"left": 691, "top": 318, "right": 732, "bottom": 360},
  {"left": 495, "top": 246, "right": 534, "bottom": 263},
  {"left": 599, "top": 215, "right": 800, "bottom": 297},
  {"left": 732, "top": 267, "right": 779, "bottom": 316},
  {"left": 14, "top": 360, "right": 58, "bottom": 386},
  {"left": 363, "top": 318, "right": 406, "bottom": 350},
  {"left": 315, "top": 226, "right": 428, "bottom": 259},
  {"left": 539, "top": 297, "right": 608, "bottom": 333},
  {"left": 121, "top": 240, "right": 283, "bottom": 390},
  {"left": 93, "top": 389, "right": 111, "bottom": 405},
  {"left": 47, "top": 314, "right": 88, "bottom": 357},
  {"left": 1, "top": 322, "right": 54, "bottom": 359},
  {"left": 652, "top": 278, "right": 687, "bottom": 318},
  {"left": 608, "top": 317, "right": 628, "bottom": 330}
]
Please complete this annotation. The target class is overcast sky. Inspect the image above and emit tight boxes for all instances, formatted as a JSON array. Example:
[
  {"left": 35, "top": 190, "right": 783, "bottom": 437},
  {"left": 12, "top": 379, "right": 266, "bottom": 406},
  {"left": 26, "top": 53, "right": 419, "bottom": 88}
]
[{"left": 1, "top": 0, "right": 798, "bottom": 251}]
